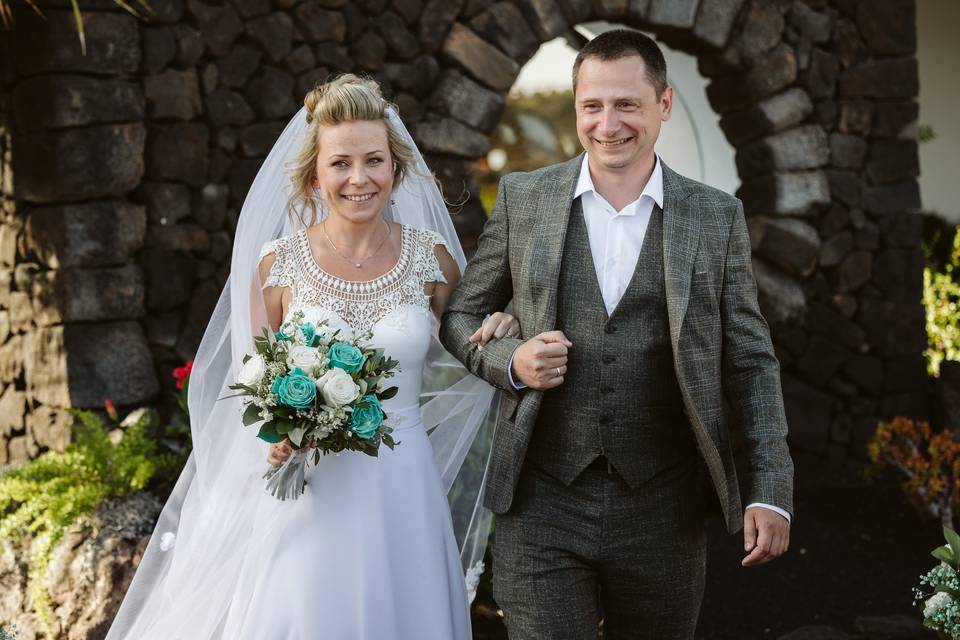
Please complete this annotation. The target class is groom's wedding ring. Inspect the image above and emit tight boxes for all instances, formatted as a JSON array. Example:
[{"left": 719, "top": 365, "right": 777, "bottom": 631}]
[{"left": 555, "top": 367, "right": 562, "bottom": 378}]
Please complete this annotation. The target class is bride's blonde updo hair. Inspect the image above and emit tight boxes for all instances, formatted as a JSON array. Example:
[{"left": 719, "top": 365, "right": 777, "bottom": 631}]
[{"left": 288, "top": 74, "right": 417, "bottom": 226}]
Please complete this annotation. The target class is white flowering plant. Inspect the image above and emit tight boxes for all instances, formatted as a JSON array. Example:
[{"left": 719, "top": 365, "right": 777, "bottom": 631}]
[
  {"left": 228, "top": 310, "right": 400, "bottom": 499},
  {"left": 914, "top": 526, "right": 960, "bottom": 638}
]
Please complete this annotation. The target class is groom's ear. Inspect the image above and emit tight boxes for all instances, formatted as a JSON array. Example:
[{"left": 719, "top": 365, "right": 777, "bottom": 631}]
[{"left": 659, "top": 85, "right": 674, "bottom": 122}]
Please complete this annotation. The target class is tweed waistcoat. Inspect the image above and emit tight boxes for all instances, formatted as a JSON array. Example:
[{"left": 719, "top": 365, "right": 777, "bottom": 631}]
[{"left": 525, "top": 200, "right": 697, "bottom": 488}]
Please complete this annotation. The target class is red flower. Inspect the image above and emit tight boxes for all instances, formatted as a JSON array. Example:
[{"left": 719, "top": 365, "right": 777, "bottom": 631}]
[
  {"left": 173, "top": 360, "right": 194, "bottom": 390},
  {"left": 104, "top": 399, "right": 118, "bottom": 421}
]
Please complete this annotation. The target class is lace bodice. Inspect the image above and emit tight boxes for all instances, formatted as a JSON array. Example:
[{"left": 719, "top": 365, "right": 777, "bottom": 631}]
[{"left": 259, "top": 225, "right": 449, "bottom": 335}]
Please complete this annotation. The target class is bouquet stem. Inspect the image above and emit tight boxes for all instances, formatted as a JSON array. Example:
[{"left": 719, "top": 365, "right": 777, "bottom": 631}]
[{"left": 262, "top": 449, "right": 310, "bottom": 500}]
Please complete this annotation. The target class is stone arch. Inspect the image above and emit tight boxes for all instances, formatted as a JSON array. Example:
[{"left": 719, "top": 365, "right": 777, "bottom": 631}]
[{"left": 0, "top": 0, "right": 923, "bottom": 466}]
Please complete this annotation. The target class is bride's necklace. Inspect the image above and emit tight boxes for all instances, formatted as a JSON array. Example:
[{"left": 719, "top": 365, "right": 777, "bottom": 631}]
[{"left": 322, "top": 219, "right": 392, "bottom": 269}]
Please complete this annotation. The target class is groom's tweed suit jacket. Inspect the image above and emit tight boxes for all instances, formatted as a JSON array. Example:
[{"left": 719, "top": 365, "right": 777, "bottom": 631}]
[
  {"left": 525, "top": 198, "right": 698, "bottom": 489},
  {"left": 439, "top": 155, "right": 794, "bottom": 533}
]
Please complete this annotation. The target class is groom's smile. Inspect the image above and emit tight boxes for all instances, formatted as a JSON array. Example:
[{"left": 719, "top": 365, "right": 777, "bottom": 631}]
[{"left": 594, "top": 137, "right": 634, "bottom": 146}]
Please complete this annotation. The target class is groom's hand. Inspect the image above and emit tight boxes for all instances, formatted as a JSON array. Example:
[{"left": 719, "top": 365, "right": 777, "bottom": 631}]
[
  {"left": 741, "top": 506, "right": 790, "bottom": 567},
  {"left": 511, "top": 330, "right": 573, "bottom": 390}
]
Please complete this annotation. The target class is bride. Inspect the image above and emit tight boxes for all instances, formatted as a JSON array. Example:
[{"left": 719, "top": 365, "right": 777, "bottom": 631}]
[{"left": 106, "top": 75, "right": 514, "bottom": 639}]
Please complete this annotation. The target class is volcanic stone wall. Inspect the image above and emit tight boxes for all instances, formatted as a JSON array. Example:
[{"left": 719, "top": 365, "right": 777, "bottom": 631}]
[{"left": 0, "top": 0, "right": 924, "bottom": 467}]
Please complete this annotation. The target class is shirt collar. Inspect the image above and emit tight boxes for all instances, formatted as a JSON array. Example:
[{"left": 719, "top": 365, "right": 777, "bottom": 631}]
[{"left": 573, "top": 153, "right": 664, "bottom": 214}]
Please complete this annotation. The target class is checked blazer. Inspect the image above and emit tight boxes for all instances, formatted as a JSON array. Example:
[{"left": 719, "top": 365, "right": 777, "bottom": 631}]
[{"left": 439, "top": 155, "right": 794, "bottom": 533}]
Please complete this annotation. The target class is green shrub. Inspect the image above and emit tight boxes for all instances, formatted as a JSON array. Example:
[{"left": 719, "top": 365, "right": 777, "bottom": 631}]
[
  {"left": 925, "top": 224, "right": 960, "bottom": 377},
  {"left": 0, "top": 408, "right": 182, "bottom": 638}
]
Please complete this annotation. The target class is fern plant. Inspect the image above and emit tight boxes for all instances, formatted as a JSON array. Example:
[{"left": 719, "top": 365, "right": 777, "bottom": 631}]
[{"left": 0, "top": 408, "right": 182, "bottom": 638}]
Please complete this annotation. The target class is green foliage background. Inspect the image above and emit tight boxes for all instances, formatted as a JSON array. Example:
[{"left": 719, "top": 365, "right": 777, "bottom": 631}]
[
  {"left": 924, "top": 219, "right": 960, "bottom": 377},
  {"left": 0, "top": 408, "right": 188, "bottom": 637}
]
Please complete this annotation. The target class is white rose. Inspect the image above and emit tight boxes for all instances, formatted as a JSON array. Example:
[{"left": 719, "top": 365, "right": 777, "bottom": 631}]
[
  {"left": 925, "top": 591, "right": 952, "bottom": 618},
  {"left": 238, "top": 354, "right": 266, "bottom": 386},
  {"left": 316, "top": 368, "right": 359, "bottom": 407},
  {"left": 286, "top": 345, "right": 321, "bottom": 372}
]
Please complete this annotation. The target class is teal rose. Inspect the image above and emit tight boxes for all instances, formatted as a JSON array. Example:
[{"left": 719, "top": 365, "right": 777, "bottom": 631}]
[
  {"left": 298, "top": 322, "right": 316, "bottom": 346},
  {"left": 275, "top": 324, "right": 294, "bottom": 342},
  {"left": 272, "top": 368, "right": 317, "bottom": 409},
  {"left": 351, "top": 395, "right": 383, "bottom": 439},
  {"left": 329, "top": 342, "right": 366, "bottom": 374}
]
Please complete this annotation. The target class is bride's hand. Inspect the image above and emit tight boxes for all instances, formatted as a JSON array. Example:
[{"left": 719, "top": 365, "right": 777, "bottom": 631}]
[
  {"left": 267, "top": 440, "right": 293, "bottom": 467},
  {"left": 468, "top": 312, "right": 521, "bottom": 350},
  {"left": 267, "top": 438, "right": 318, "bottom": 466}
]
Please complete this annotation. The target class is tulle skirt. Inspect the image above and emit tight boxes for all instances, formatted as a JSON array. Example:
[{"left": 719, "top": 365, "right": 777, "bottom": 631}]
[{"left": 219, "top": 406, "right": 472, "bottom": 639}]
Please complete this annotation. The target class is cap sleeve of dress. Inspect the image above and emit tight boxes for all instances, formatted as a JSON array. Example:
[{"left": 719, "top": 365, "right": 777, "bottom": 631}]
[
  {"left": 258, "top": 237, "right": 296, "bottom": 290},
  {"left": 415, "top": 228, "right": 451, "bottom": 286}
]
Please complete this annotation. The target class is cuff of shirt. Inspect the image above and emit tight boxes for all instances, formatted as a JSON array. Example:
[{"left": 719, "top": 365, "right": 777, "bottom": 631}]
[
  {"left": 507, "top": 349, "right": 527, "bottom": 390},
  {"left": 746, "top": 502, "right": 791, "bottom": 523}
]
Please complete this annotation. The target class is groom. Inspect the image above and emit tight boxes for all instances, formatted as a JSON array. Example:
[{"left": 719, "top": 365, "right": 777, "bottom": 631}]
[{"left": 440, "top": 29, "right": 793, "bottom": 639}]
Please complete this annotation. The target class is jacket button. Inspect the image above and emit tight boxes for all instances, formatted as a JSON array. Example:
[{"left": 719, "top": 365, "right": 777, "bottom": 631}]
[
  {"left": 602, "top": 355, "right": 616, "bottom": 364},
  {"left": 604, "top": 324, "right": 616, "bottom": 334},
  {"left": 601, "top": 386, "right": 614, "bottom": 394},
  {"left": 599, "top": 414, "right": 612, "bottom": 425}
]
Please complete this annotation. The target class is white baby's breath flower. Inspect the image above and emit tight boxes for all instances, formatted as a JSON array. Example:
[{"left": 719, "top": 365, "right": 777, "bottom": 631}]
[
  {"left": 286, "top": 345, "right": 322, "bottom": 373},
  {"left": 159, "top": 532, "right": 176, "bottom": 552},
  {"left": 239, "top": 354, "right": 267, "bottom": 386},
  {"left": 925, "top": 591, "right": 953, "bottom": 618},
  {"left": 465, "top": 560, "right": 485, "bottom": 603},
  {"left": 316, "top": 368, "right": 360, "bottom": 407}
]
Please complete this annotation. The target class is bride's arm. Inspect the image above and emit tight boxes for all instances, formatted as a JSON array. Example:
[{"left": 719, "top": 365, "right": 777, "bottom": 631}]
[
  {"left": 430, "top": 244, "right": 519, "bottom": 345},
  {"left": 258, "top": 252, "right": 289, "bottom": 332},
  {"left": 428, "top": 244, "right": 461, "bottom": 321},
  {"left": 258, "top": 252, "right": 296, "bottom": 466}
]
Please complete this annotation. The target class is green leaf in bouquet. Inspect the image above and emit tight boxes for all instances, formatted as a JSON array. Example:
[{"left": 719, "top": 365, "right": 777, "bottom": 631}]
[
  {"left": 933, "top": 545, "right": 954, "bottom": 564},
  {"left": 383, "top": 433, "right": 396, "bottom": 450},
  {"left": 358, "top": 379, "right": 368, "bottom": 395},
  {"left": 379, "top": 386, "right": 399, "bottom": 400},
  {"left": 242, "top": 403, "right": 263, "bottom": 426},
  {"left": 274, "top": 420, "right": 293, "bottom": 436},
  {"left": 288, "top": 426, "right": 306, "bottom": 447},
  {"left": 257, "top": 422, "right": 282, "bottom": 443},
  {"left": 944, "top": 527, "right": 960, "bottom": 564}
]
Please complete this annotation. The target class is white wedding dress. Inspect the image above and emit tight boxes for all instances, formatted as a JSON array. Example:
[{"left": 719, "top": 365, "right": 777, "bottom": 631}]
[{"left": 215, "top": 224, "right": 471, "bottom": 639}]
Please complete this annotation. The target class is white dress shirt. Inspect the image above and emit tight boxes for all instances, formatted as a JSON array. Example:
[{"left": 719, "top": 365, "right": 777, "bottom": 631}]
[
  {"left": 508, "top": 154, "right": 790, "bottom": 522},
  {"left": 575, "top": 153, "right": 661, "bottom": 315}
]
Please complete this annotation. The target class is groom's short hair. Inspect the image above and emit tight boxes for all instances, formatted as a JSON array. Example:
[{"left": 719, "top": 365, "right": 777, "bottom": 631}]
[{"left": 572, "top": 29, "right": 668, "bottom": 97}]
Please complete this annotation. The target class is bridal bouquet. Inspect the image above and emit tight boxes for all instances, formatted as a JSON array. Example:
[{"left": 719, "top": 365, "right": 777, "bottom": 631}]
[{"left": 230, "top": 310, "right": 400, "bottom": 499}]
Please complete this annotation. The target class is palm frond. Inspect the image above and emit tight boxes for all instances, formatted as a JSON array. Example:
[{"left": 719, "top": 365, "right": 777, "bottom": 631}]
[{"left": 1, "top": 0, "right": 151, "bottom": 54}]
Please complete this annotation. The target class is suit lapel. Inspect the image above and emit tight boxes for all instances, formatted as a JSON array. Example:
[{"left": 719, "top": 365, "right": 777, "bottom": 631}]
[
  {"left": 525, "top": 155, "right": 582, "bottom": 336},
  {"left": 660, "top": 161, "right": 699, "bottom": 354}
]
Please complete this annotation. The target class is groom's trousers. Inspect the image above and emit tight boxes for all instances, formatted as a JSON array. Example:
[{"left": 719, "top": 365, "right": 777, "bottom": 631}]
[{"left": 492, "top": 454, "right": 707, "bottom": 640}]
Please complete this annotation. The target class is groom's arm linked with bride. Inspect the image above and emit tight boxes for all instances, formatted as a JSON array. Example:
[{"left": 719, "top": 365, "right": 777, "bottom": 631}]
[{"left": 439, "top": 28, "right": 793, "bottom": 640}]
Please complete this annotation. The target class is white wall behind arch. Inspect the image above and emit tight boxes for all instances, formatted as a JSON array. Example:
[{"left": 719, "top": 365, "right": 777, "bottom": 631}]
[{"left": 512, "top": 25, "right": 739, "bottom": 196}]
